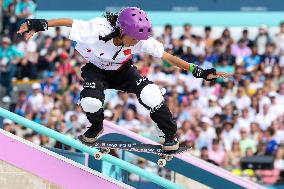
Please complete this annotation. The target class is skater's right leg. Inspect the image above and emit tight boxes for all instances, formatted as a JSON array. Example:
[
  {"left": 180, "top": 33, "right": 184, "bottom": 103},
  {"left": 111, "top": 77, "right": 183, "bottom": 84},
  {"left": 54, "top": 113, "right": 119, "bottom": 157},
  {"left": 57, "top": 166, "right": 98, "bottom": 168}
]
[{"left": 79, "top": 63, "right": 107, "bottom": 143}]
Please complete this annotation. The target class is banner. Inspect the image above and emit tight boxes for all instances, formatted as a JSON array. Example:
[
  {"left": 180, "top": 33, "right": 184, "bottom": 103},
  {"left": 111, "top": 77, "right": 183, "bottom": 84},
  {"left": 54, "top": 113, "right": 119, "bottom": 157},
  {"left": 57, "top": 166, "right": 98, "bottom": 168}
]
[{"left": 37, "top": 0, "right": 284, "bottom": 11}]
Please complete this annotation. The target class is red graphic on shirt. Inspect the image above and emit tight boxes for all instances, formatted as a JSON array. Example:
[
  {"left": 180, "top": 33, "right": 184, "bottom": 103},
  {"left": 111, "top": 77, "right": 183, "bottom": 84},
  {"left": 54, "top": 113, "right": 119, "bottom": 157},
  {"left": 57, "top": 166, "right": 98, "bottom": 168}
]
[
  {"left": 86, "top": 48, "right": 92, "bottom": 53},
  {"left": 123, "top": 49, "right": 131, "bottom": 56}
]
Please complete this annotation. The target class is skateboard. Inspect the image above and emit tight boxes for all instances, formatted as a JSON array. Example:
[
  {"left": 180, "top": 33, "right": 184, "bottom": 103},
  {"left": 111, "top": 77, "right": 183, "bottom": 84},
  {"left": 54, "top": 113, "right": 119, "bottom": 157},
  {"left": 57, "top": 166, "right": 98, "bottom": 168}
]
[{"left": 79, "top": 137, "right": 192, "bottom": 167}]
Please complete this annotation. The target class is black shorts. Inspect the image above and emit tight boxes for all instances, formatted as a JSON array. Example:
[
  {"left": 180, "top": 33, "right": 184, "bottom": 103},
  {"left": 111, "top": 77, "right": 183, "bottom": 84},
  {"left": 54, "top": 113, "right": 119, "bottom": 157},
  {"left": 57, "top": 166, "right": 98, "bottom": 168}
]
[{"left": 81, "top": 61, "right": 152, "bottom": 99}]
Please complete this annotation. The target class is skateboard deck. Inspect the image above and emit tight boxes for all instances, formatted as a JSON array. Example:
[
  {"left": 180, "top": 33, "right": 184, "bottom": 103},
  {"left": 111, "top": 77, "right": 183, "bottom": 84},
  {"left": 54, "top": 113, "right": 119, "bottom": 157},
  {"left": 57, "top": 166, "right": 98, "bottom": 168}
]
[{"left": 79, "top": 136, "right": 192, "bottom": 167}]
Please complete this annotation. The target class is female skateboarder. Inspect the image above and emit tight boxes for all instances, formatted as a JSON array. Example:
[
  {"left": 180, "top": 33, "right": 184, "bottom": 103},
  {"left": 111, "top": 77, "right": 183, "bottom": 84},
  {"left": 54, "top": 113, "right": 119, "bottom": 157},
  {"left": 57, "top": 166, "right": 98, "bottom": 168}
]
[{"left": 17, "top": 7, "right": 229, "bottom": 150}]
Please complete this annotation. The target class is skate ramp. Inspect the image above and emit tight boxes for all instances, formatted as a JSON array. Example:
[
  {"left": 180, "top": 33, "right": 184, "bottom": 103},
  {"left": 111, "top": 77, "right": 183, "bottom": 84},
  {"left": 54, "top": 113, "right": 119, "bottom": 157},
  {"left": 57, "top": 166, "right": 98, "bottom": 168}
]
[
  {"left": 0, "top": 129, "right": 133, "bottom": 189},
  {"left": 102, "top": 121, "right": 266, "bottom": 189}
]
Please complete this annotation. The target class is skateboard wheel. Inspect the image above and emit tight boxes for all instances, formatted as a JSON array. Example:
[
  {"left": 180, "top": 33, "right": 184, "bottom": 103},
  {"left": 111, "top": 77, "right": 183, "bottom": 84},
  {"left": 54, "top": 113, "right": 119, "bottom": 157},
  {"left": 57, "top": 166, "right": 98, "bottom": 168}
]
[
  {"left": 165, "top": 155, "right": 173, "bottom": 161},
  {"left": 160, "top": 155, "right": 166, "bottom": 159},
  {"left": 95, "top": 152, "right": 103, "bottom": 160},
  {"left": 100, "top": 148, "right": 110, "bottom": 154},
  {"left": 157, "top": 159, "right": 166, "bottom": 167}
]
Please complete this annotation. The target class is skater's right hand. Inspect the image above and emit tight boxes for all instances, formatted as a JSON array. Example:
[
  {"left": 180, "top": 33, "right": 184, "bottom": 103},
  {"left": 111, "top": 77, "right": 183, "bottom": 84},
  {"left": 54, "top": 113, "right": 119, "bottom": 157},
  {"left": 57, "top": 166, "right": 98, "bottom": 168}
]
[{"left": 17, "top": 22, "right": 36, "bottom": 40}]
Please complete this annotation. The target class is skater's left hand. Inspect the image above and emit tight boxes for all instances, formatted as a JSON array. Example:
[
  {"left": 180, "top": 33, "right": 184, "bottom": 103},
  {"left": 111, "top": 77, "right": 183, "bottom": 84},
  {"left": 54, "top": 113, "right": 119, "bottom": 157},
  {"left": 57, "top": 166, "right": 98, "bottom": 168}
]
[{"left": 206, "top": 72, "right": 230, "bottom": 80}]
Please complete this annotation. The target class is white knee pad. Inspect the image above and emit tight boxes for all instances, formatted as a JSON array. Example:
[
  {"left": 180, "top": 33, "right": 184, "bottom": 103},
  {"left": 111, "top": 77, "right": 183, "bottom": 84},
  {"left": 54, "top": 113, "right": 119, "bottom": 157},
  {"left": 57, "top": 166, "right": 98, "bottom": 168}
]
[
  {"left": 80, "top": 97, "right": 102, "bottom": 113},
  {"left": 140, "top": 84, "right": 164, "bottom": 109}
]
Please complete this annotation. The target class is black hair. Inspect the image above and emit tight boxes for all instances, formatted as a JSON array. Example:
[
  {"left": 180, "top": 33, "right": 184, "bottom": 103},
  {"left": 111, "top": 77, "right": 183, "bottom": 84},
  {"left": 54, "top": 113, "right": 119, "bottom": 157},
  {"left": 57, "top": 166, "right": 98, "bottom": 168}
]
[
  {"left": 204, "top": 26, "right": 211, "bottom": 31},
  {"left": 165, "top": 24, "right": 172, "bottom": 30},
  {"left": 201, "top": 146, "right": 208, "bottom": 151},
  {"left": 99, "top": 11, "right": 124, "bottom": 60},
  {"left": 99, "top": 11, "right": 121, "bottom": 43},
  {"left": 184, "top": 23, "right": 191, "bottom": 28}
]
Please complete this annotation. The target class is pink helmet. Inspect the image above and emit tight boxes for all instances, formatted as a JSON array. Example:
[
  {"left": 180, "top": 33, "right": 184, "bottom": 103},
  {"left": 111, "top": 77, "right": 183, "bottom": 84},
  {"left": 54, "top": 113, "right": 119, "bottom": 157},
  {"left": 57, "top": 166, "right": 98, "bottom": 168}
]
[{"left": 117, "top": 7, "right": 152, "bottom": 40}]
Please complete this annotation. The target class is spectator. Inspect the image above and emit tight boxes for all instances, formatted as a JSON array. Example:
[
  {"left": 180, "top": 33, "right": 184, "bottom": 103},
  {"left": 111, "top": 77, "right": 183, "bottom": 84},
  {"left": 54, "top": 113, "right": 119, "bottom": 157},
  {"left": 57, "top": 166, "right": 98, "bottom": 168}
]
[
  {"left": 0, "top": 36, "right": 23, "bottom": 102},
  {"left": 158, "top": 24, "right": 173, "bottom": 50},
  {"left": 274, "top": 148, "right": 284, "bottom": 171},
  {"left": 208, "top": 138, "right": 226, "bottom": 166},
  {"left": 200, "top": 146, "right": 218, "bottom": 166},
  {"left": 264, "top": 127, "right": 278, "bottom": 155},
  {"left": 218, "top": 45, "right": 236, "bottom": 66},
  {"left": 271, "top": 65, "right": 283, "bottom": 87},
  {"left": 255, "top": 25, "right": 271, "bottom": 54},
  {"left": 180, "top": 23, "right": 192, "bottom": 41},
  {"left": 222, "top": 121, "right": 240, "bottom": 151},
  {"left": 15, "top": 0, "right": 36, "bottom": 27},
  {"left": 56, "top": 51, "right": 73, "bottom": 76},
  {"left": 2, "top": 1, "right": 17, "bottom": 39},
  {"left": 260, "top": 43, "right": 279, "bottom": 74},
  {"left": 255, "top": 140, "right": 268, "bottom": 156},
  {"left": 255, "top": 103, "right": 277, "bottom": 131},
  {"left": 13, "top": 90, "right": 31, "bottom": 117},
  {"left": 147, "top": 63, "right": 168, "bottom": 86},
  {"left": 196, "top": 117, "right": 216, "bottom": 150},
  {"left": 203, "top": 95, "right": 221, "bottom": 118},
  {"left": 37, "top": 35, "right": 57, "bottom": 75},
  {"left": 239, "top": 128, "right": 257, "bottom": 154},
  {"left": 243, "top": 46, "right": 261, "bottom": 72},
  {"left": 234, "top": 87, "right": 251, "bottom": 110},
  {"left": 268, "top": 92, "right": 284, "bottom": 117},
  {"left": 53, "top": 26, "right": 65, "bottom": 42},
  {"left": 2, "top": 118, "right": 16, "bottom": 134},
  {"left": 196, "top": 54, "right": 213, "bottom": 69},
  {"left": 41, "top": 72, "right": 57, "bottom": 96},
  {"left": 118, "top": 108, "right": 142, "bottom": 131},
  {"left": 227, "top": 140, "right": 242, "bottom": 169},
  {"left": 17, "top": 34, "right": 38, "bottom": 78},
  {"left": 204, "top": 26, "right": 214, "bottom": 47},
  {"left": 275, "top": 22, "right": 284, "bottom": 54},
  {"left": 191, "top": 36, "right": 206, "bottom": 56},
  {"left": 27, "top": 83, "right": 44, "bottom": 113},
  {"left": 219, "top": 28, "right": 234, "bottom": 53},
  {"left": 235, "top": 107, "right": 253, "bottom": 132},
  {"left": 215, "top": 58, "right": 235, "bottom": 83},
  {"left": 34, "top": 109, "right": 49, "bottom": 125},
  {"left": 55, "top": 76, "right": 69, "bottom": 100},
  {"left": 231, "top": 39, "right": 252, "bottom": 65},
  {"left": 240, "top": 29, "right": 254, "bottom": 48},
  {"left": 181, "top": 46, "right": 197, "bottom": 64}
]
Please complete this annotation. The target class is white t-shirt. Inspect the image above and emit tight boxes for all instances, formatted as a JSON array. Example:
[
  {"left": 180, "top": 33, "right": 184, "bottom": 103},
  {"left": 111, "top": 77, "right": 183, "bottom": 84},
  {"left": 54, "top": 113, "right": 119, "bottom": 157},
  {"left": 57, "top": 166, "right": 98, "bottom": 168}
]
[
  {"left": 255, "top": 112, "right": 277, "bottom": 131},
  {"left": 222, "top": 129, "right": 240, "bottom": 151},
  {"left": 203, "top": 106, "right": 222, "bottom": 118},
  {"left": 69, "top": 18, "right": 164, "bottom": 70},
  {"left": 28, "top": 93, "right": 44, "bottom": 113},
  {"left": 234, "top": 96, "right": 251, "bottom": 110},
  {"left": 235, "top": 117, "right": 253, "bottom": 132}
]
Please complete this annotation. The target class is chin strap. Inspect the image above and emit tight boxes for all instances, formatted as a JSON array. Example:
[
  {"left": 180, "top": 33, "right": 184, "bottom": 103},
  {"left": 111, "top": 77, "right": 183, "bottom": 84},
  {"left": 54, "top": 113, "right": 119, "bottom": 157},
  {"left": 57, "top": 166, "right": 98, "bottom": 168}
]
[{"left": 112, "top": 44, "right": 124, "bottom": 60}]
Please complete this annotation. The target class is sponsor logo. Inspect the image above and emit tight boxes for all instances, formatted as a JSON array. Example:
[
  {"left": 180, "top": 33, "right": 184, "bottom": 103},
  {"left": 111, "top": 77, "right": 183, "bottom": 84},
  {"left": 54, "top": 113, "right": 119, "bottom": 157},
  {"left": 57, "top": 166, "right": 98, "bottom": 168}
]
[
  {"left": 83, "top": 82, "right": 96, "bottom": 89},
  {"left": 136, "top": 77, "right": 147, "bottom": 86}
]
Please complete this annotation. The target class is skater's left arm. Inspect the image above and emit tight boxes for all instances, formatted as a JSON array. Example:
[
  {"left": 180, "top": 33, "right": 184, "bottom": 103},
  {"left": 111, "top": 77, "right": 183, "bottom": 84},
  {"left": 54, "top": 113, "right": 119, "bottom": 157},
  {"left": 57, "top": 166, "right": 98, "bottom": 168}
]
[{"left": 162, "top": 52, "right": 230, "bottom": 81}]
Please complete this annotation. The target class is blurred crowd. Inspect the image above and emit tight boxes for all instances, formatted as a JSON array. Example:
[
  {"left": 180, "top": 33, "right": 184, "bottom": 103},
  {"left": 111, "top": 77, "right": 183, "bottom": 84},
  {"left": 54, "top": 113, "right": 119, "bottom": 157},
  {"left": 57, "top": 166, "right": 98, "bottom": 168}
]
[{"left": 1, "top": 1, "right": 284, "bottom": 185}]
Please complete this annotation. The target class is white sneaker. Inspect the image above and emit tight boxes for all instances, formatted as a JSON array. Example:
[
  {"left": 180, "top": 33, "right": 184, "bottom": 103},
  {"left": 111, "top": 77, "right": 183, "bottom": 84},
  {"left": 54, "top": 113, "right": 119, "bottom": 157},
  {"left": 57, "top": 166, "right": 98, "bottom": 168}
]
[{"left": 2, "top": 96, "right": 11, "bottom": 103}]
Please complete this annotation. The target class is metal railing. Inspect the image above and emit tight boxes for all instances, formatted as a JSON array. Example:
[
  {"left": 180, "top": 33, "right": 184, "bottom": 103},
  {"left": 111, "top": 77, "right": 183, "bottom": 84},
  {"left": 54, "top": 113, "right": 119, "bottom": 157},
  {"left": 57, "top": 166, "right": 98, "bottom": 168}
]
[{"left": 0, "top": 107, "right": 184, "bottom": 189}]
